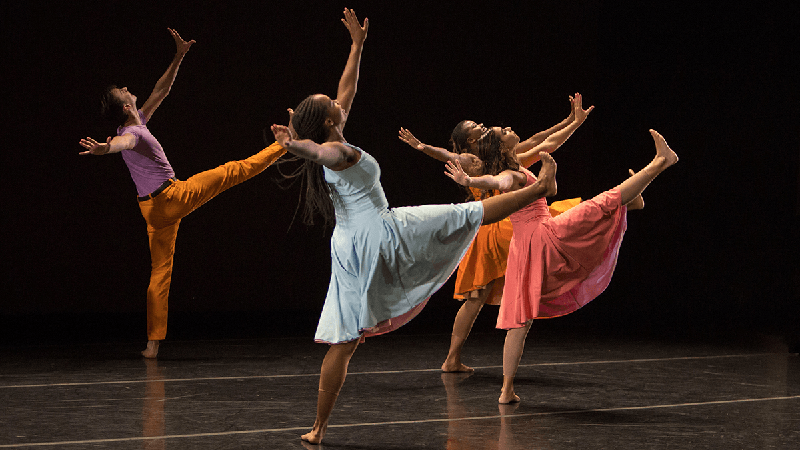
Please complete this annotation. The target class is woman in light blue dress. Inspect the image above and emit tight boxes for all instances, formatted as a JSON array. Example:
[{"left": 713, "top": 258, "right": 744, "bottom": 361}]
[{"left": 269, "top": 9, "right": 558, "bottom": 445}]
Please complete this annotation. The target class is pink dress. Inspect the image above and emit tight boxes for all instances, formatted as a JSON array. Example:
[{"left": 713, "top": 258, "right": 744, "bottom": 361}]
[{"left": 496, "top": 167, "right": 627, "bottom": 329}]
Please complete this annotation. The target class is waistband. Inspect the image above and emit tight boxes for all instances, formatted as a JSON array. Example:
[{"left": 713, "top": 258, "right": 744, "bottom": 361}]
[{"left": 137, "top": 178, "right": 176, "bottom": 202}]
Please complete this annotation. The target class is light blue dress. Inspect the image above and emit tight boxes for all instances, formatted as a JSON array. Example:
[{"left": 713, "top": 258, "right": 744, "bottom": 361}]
[{"left": 314, "top": 145, "right": 484, "bottom": 344}]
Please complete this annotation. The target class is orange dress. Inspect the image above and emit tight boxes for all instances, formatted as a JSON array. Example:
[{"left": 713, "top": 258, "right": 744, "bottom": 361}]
[{"left": 454, "top": 187, "right": 580, "bottom": 306}]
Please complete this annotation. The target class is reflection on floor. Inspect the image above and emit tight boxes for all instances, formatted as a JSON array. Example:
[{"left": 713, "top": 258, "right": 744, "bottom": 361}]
[{"left": 1, "top": 327, "right": 798, "bottom": 449}]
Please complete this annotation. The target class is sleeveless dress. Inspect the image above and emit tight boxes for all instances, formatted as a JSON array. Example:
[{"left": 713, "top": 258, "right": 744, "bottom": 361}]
[
  {"left": 454, "top": 188, "right": 581, "bottom": 306},
  {"left": 314, "top": 146, "right": 484, "bottom": 344},
  {"left": 496, "top": 167, "right": 627, "bottom": 329}
]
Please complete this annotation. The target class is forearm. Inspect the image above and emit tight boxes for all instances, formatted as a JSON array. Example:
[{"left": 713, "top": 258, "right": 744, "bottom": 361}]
[
  {"left": 464, "top": 174, "right": 514, "bottom": 191},
  {"left": 337, "top": 43, "right": 363, "bottom": 111},
  {"left": 152, "top": 51, "right": 188, "bottom": 99},
  {"left": 517, "top": 120, "right": 581, "bottom": 167},
  {"left": 537, "top": 119, "right": 581, "bottom": 153},
  {"left": 516, "top": 113, "right": 574, "bottom": 153},
  {"left": 419, "top": 143, "right": 457, "bottom": 162}
]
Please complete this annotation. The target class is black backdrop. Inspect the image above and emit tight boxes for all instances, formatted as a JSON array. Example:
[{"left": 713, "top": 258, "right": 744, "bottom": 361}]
[{"left": 2, "top": 1, "right": 797, "bottom": 344}]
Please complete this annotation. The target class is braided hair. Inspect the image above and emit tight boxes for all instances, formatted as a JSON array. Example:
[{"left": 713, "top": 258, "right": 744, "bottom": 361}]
[{"left": 276, "top": 94, "right": 338, "bottom": 228}]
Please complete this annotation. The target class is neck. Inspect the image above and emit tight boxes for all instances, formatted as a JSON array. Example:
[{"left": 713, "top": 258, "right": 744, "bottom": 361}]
[
  {"left": 123, "top": 111, "right": 141, "bottom": 127},
  {"left": 327, "top": 126, "right": 345, "bottom": 143}
]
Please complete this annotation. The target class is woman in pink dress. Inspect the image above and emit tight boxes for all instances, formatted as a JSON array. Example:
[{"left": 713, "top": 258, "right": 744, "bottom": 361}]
[
  {"left": 398, "top": 97, "right": 582, "bottom": 373},
  {"left": 445, "top": 94, "right": 678, "bottom": 403}
]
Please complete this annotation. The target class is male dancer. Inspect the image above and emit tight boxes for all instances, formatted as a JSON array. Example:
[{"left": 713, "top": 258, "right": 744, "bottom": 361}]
[{"left": 79, "top": 28, "right": 285, "bottom": 358}]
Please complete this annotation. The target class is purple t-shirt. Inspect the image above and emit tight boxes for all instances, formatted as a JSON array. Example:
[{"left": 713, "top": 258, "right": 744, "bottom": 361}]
[{"left": 118, "top": 110, "right": 175, "bottom": 197}]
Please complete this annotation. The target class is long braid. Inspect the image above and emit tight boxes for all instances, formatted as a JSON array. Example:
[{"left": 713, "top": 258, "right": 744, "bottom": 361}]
[{"left": 275, "top": 95, "right": 338, "bottom": 228}]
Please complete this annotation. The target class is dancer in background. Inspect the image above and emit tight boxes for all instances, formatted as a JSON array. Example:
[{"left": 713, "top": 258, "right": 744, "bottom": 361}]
[
  {"left": 444, "top": 94, "right": 677, "bottom": 403},
  {"left": 399, "top": 96, "right": 584, "bottom": 372},
  {"left": 79, "top": 28, "right": 286, "bottom": 358},
  {"left": 270, "top": 9, "right": 560, "bottom": 444}
]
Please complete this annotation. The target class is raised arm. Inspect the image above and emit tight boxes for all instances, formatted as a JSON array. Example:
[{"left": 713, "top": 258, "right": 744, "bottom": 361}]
[
  {"left": 445, "top": 160, "right": 525, "bottom": 192},
  {"left": 140, "top": 28, "right": 196, "bottom": 122},
  {"left": 517, "top": 93, "right": 594, "bottom": 168},
  {"left": 271, "top": 124, "right": 359, "bottom": 170},
  {"left": 336, "top": 8, "right": 368, "bottom": 129},
  {"left": 78, "top": 134, "right": 136, "bottom": 155},
  {"left": 514, "top": 95, "right": 576, "bottom": 153},
  {"left": 398, "top": 127, "right": 484, "bottom": 175},
  {"left": 398, "top": 127, "right": 457, "bottom": 162}
]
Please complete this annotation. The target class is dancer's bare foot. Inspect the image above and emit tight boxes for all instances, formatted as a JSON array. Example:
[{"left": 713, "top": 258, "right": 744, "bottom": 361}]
[
  {"left": 626, "top": 169, "right": 645, "bottom": 210},
  {"left": 498, "top": 401, "right": 520, "bottom": 415},
  {"left": 535, "top": 151, "right": 558, "bottom": 197},
  {"left": 301, "top": 422, "right": 326, "bottom": 445},
  {"left": 441, "top": 360, "right": 474, "bottom": 373},
  {"left": 649, "top": 129, "right": 678, "bottom": 169},
  {"left": 498, "top": 391, "right": 521, "bottom": 404},
  {"left": 141, "top": 340, "right": 159, "bottom": 359}
]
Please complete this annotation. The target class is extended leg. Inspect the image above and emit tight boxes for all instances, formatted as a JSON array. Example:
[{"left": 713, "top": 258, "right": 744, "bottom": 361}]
[
  {"left": 500, "top": 320, "right": 532, "bottom": 404},
  {"left": 175, "top": 142, "right": 286, "bottom": 212},
  {"left": 617, "top": 130, "right": 678, "bottom": 205},
  {"left": 302, "top": 338, "right": 360, "bottom": 445}
]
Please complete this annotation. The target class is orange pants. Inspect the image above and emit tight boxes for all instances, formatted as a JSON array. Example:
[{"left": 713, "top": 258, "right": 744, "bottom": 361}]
[{"left": 137, "top": 142, "right": 286, "bottom": 340}]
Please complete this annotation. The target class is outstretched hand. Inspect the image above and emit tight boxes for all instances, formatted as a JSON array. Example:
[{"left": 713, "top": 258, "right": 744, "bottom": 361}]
[
  {"left": 169, "top": 28, "right": 195, "bottom": 54},
  {"left": 286, "top": 108, "right": 299, "bottom": 139},
  {"left": 570, "top": 92, "right": 594, "bottom": 124},
  {"left": 341, "top": 8, "right": 368, "bottom": 46},
  {"left": 271, "top": 124, "right": 294, "bottom": 148},
  {"left": 78, "top": 136, "right": 111, "bottom": 155},
  {"left": 398, "top": 128, "right": 424, "bottom": 151},
  {"left": 445, "top": 159, "right": 471, "bottom": 187}
]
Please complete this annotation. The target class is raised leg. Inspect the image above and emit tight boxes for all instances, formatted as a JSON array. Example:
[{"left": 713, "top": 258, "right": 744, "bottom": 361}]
[
  {"left": 617, "top": 130, "right": 678, "bottom": 205},
  {"left": 301, "top": 338, "right": 360, "bottom": 445},
  {"left": 625, "top": 169, "right": 645, "bottom": 210}
]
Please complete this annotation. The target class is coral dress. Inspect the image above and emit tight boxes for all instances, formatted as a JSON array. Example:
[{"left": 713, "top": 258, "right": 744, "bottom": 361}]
[
  {"left": 497, "top": 167, "right": 627, "bottom": 329},
  {"left": 454, "top": 187, "right": 580, "bottom": 306},
  {"left": 315, "top": 146, "right": 484, "bottom": 344}
]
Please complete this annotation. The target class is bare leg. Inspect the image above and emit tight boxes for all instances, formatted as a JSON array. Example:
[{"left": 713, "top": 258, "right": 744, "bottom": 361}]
[
  {"left": 500, "top": 321, "right": 532, "bottom": 404},
  {"left": 482, "top": 152, "right": 557, "bottom": 225},
  {"left": 625, "top": 169, "right": 645, "bottom": 210},
  {"left": 617, "top": 130, "right": 678, "bottom": 205},
  {"left": 442, "top": 282, "right": 494, "bottom": 372},
  {"left": 301, "top": 338, "right": 360, "bottom": 445},
  {"left": 141, "top": 340, "right": 160, "bottom": 359}
]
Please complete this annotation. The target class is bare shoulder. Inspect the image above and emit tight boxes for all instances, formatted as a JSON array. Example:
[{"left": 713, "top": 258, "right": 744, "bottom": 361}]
[
  {"left": 459, "top": 153, "right": 484, "bottom": 176},
  {"left": 324, "top": 141, "right": 362, "bottom": 171},
  {"left": 501, "top": 169, "right": 529, "bottom": 191}
]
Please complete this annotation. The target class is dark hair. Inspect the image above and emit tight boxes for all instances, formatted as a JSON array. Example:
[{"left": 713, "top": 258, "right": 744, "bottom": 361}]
[
  {"left": 449, "top": 120, "right": 474, "bottom": 155},
  {"left": 475, "top": 129, "right": 519, "bottom": 176},
  {"left": 275, "top": 95, "right": 338, "bottom": 228},
  {"left": 100, "top": 85, "right": 128, "bottom": 126},
  {"left": 450, "top": 122, "right": 520, "bottom": 201}
]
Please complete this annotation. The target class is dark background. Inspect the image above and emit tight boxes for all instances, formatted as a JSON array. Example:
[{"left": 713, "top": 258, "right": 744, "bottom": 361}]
[{"left": 2, "top": 1, "right": 797, "bottom": 346}]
